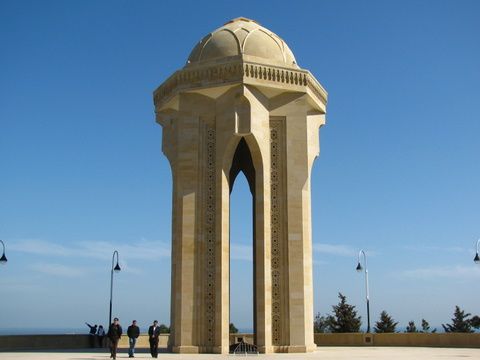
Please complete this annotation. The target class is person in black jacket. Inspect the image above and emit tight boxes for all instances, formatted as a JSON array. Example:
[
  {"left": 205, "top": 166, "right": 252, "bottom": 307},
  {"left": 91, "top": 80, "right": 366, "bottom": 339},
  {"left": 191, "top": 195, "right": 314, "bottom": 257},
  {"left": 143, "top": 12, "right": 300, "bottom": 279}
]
[
  {"left": 107, "top": 317, "right": 123, "bottom": 359},
  {"left": 148, "top": 320, "right": 161, "bottom": 358},
  {"left": 127, "top": 320, "right": 140, "bottom": 358},
  {"left": 97, "top": 325, "right": 106, "bottom": 348},
  {"left": 85, "top": 322, "right": 97, "bottom": 348}
]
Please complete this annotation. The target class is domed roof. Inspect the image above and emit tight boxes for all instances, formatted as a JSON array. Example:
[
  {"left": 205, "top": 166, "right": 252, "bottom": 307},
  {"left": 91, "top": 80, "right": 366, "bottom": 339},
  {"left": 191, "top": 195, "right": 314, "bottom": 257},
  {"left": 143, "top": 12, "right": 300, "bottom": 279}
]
[{"left": 187, "top": 17, "right": 298, "bottom": 68}]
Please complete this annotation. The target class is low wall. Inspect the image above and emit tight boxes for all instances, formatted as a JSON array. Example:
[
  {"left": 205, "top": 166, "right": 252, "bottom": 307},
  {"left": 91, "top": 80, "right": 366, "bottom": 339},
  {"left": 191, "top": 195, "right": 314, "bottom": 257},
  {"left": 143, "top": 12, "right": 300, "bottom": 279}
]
[
  {"left": 1, "top": 333, "right": 479, "bottom": 351},
  {"left": 229, "top": 333, "right": 255, "bottom": 345},
  {"left": 0, "top": 335, "right": 90, "bottom": 351},
  {"left": 314, "top": 333, "right": 480, "bottom": 348},
  {"left": 118, "top": 334, "right": 169, "bottom": 348},
  {"left": 0, "top": 334, "right": 169, "bottom": 352},
  {"left": 315, "top": 333, "right": 372, "bottom": 346}
]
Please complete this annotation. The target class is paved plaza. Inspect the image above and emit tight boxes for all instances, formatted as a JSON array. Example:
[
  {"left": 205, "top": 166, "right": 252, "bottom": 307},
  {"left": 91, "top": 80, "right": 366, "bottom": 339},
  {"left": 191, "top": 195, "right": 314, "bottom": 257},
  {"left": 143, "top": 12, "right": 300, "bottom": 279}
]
[{"left": 1, "top": 347, "right": 480, "bottom": 360}]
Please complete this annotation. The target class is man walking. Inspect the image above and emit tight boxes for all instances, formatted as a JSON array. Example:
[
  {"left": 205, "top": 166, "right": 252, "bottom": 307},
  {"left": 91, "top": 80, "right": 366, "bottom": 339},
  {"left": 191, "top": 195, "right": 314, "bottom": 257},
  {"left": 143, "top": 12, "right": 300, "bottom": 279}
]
[
  {"left": 148, "top": 320, "right": 161, "bottom": 358},
  {"left": 107, "top": 317, "right": 123, "bottom": 359},
  {"left": 127, "top": 320, "right": 140, "bottom": 358}
]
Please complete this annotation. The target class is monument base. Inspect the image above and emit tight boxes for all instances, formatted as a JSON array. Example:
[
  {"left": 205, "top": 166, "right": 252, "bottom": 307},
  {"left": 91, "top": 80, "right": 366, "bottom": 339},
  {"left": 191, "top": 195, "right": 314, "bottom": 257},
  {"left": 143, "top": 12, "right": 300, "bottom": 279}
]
[
  {"left": 271, "top": 344, "right": 317, "bottom": 353},
  {"left": 171, "top": 345, "right": 199, "bottom": 354},
  {"left": 286, "top": 344, "right": 317, "bottom": 353},
  {"left": 212, "top": 345, "right": 230, "bottom": 354},
  {"left": 257, "top": 345, "right": 274, "bottom": 354}
]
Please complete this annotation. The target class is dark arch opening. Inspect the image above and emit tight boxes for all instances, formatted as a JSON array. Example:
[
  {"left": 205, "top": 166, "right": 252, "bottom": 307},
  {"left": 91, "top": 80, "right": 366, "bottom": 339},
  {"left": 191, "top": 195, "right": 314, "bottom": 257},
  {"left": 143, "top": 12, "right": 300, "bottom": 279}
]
[
  {"left": 228, "top": 137, "right": 256, "bottom": 343},
  {"left": 229, "top": 138, "right": 255, "bottom": 195}
]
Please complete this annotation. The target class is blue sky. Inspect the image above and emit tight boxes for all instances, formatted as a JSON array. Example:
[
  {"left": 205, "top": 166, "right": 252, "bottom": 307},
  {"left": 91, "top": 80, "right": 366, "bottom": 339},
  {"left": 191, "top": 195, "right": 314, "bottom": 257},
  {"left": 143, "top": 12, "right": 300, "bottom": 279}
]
[{"left": 1, "top": 0, "right": 479, "bottom": 333}]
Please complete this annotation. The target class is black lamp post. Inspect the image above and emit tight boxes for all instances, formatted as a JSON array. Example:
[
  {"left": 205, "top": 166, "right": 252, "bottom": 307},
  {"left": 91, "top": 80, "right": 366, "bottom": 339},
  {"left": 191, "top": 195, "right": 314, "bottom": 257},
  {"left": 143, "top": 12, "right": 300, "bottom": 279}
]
[
  {"left": 0, "top": 240, "right": 7, "bottom": 265},
  {"left": 474, "top": 239, "right": 480, "bottom": 264},
  {"left": 356, "top": 249, "right": 370, "bottom": 333},
  {"left": 109, "top": 250, "right": 121, "bottom": 326}
]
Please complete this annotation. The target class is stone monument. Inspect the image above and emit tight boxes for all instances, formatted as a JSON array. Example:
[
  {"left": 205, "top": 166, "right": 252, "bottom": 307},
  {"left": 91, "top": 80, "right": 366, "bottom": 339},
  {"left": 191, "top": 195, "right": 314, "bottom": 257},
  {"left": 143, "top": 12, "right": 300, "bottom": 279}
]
[{"left": 153, "top": 17, "right": 327, "bottom": 354}]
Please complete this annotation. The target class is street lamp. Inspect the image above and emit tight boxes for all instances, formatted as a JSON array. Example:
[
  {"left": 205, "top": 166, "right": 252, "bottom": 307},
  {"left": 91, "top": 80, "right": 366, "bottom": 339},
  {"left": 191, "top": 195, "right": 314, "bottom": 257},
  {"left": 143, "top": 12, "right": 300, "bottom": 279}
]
[
  {"left": 474, "top": 239, "right": 480, "bottom": 264},
  {"left": 0, "top": 240, "right": 7, "bottom": 265},
  {"left": 356, "top": 250, "right": 370, "bottom": 333},
  {"left": 109, "top": 250, "right": 121, "bottom": 326}
]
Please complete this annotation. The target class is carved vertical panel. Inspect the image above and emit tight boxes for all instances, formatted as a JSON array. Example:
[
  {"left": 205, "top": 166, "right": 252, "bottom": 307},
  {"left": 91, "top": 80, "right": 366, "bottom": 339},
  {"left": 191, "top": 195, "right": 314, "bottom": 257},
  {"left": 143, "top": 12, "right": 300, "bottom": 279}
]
[
  {"left": 270, "top": 119, "right": 285, "bottom": 345},
  {"left": 204, "top": 125, "right": 216, "bottom": 346}
]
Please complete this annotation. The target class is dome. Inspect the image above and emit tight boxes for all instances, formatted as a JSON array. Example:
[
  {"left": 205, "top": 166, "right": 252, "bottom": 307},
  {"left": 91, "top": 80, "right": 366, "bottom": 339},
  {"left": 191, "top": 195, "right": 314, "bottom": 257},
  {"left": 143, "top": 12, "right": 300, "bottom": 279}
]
[{"left": 187, "top": 17, "right": 298, "bottom": 68}]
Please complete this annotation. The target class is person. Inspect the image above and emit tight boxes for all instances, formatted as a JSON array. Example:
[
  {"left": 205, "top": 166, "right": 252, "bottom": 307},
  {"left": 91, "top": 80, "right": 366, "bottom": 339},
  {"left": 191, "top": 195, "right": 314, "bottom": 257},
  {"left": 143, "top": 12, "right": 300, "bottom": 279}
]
[
  {"left": 97, "top": 325, "right": 106, "bottom": 348},
  {"left": 107, "top": 317, "right": 123, "bottom": 359},
  {"left": 148, "top": 320, "right": 161, "bottom": 358},
  {"left": 127, "top": 320, "right": 140, "bottom": 358},
  {"left": 85, "top": 322, "right": 97, "bottom": 348}
]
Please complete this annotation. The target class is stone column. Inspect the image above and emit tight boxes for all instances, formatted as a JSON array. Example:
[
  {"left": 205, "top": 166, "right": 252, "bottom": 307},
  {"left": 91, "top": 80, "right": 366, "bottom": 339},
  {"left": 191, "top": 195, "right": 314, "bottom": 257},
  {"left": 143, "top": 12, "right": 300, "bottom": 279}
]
[
  {"left": 164, "top": 110, "right": 201, "bottom": 353},
  {"left": 283, "top": 100, "right": 319, "bottom": 353}
]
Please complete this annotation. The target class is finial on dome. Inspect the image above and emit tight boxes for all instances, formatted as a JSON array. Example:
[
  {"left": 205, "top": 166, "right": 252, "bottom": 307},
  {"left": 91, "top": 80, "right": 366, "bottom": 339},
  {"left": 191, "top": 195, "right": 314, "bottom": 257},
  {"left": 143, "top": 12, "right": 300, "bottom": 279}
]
[{"left": 224, "top": 17, "right": 261, "bottom": 26}]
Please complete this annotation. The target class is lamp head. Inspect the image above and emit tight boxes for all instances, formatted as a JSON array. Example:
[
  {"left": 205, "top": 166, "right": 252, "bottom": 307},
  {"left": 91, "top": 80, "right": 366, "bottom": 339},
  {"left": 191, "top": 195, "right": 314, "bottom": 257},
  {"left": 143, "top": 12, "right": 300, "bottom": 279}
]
[
  {"left": 356, "top": 262, "right": 362, "bottom": 272},
  {"left": 0, "top": 253, "right": 7, "bottom": 265},
  {"left": 114, "top": 263, "right": 121, "bottom": 272},
  {"left": 474, "top": 252, "right": 480, "bottom": 264}
]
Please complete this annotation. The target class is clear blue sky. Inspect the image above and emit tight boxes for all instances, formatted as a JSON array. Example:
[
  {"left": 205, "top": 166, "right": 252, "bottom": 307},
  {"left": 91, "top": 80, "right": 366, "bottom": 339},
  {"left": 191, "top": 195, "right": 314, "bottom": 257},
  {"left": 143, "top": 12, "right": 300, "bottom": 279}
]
[{"left": 1, "top": 0, "right": 479, "bottom": 333}]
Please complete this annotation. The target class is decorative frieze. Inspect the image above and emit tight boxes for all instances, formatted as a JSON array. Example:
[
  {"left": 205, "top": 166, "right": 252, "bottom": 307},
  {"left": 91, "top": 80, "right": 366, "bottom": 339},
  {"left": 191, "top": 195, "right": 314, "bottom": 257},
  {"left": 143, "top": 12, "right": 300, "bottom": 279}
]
[
  {"left": 270, "top": 119, "right": 285, "bottom": 345},
  {"left": 204, "top": 125, "right": 216, "bottom": 346},
  {"left": 153, "top": 61, "right": 326, "bottom": 110}
]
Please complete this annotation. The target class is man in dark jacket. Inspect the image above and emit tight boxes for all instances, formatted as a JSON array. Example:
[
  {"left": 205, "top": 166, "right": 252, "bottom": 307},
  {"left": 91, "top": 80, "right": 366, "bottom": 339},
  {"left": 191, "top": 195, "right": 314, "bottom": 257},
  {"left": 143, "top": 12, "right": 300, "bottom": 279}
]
[
  {"left": 148, "top": 320, "right": 161, "bottom": 358},
  {"left": 107, "top": 317, "right": 123, "bottom": 359},
  {"left": 85, "top": 322, "right": 97, "bottom": 348},
  {"left": 127, "top": 320, "right": 140, "bottom": 358}
]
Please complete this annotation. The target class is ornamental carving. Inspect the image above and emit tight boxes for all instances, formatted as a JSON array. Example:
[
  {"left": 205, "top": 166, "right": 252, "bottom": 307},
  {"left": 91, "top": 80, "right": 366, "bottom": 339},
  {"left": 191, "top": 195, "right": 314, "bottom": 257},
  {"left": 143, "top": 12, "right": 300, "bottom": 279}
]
[
  {"left": 153, "top": 61, "right": 326, "bottom": 110},
  {"left": 204, "top": 125, "right": 216, "bottom": 345},
  {"left": 270, "top": 119, "right": 285, "bottom": 345}
]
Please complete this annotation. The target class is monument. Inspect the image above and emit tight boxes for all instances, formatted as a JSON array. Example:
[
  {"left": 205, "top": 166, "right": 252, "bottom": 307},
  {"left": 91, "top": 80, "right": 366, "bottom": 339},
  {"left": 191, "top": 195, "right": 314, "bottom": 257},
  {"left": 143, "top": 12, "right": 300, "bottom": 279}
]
[{"left": 153, "top": 17, "right": 327, "bottom": 354}]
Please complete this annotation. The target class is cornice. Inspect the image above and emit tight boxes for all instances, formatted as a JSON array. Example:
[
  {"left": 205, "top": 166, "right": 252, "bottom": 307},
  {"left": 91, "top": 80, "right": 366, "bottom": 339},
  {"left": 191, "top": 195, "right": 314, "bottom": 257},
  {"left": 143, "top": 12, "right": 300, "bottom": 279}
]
[{"left": 153, "top": 60, "right": 327, "bottom": 111}]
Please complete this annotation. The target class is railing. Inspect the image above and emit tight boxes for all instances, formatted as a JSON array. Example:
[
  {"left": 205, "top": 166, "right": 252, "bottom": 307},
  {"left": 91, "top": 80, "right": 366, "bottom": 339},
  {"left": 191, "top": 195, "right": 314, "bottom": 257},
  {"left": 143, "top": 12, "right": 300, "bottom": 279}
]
[{"left": 230, "top": 339, "right": 259, "bottom": 355}]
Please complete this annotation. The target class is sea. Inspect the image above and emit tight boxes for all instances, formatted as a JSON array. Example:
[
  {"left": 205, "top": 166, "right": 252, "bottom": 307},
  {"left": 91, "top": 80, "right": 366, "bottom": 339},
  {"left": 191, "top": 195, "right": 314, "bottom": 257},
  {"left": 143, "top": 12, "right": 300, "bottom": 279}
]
[
  {"left": 0, "top": 327, "right": 255, "bottom": 336},
  {"left": 0, "top": 328, "right": 98, "bottom": 336}
]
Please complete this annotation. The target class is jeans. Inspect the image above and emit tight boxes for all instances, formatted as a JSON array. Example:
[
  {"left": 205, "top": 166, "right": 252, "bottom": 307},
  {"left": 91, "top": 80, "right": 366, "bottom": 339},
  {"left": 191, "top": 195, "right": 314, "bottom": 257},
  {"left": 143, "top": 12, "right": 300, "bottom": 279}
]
[{"left": 128, "top": 337, "right": 137, "bottom": 357}]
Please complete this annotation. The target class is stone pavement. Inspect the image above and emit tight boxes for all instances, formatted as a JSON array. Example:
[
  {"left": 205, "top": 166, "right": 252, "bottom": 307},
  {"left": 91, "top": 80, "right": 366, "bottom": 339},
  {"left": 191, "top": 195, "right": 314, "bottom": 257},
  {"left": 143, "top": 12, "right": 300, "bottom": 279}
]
[{"left": 1, "top": 347, "right": 480, "bottom": 360}]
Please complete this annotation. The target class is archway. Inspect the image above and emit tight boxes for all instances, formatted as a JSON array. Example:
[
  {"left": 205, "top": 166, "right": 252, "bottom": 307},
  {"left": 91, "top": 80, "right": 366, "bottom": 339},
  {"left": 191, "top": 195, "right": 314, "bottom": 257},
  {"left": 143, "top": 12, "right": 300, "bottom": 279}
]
[{"left": 229, "top": 138, "right": 256, "bottom": 342}]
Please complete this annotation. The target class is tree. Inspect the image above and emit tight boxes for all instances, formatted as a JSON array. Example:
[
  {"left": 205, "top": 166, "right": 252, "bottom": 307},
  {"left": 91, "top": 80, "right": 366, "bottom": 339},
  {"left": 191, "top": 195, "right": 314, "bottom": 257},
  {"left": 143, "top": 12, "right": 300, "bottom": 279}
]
[
  {"left": 158, "top": 324, "right": 170, "bottom": 333},
  {"left": 405, "top": 321, "right": 418, "bottom": 333},
  {"left": 326, "top": 293, "right": 362, "bottom": 333},
  {"left": 229, "top": 323, "right": 239, "bottom": 334},
  {"left": 470, "top": 315, "right": 480, "bottom": 329},
  {"left": 374, "top": 311, "right": 398, "bottom": 333},
  {"left": 420, "top": 319, "right": 436, "bottom": 333},
  {"left": 314, "top": 313, "right": 330, "bottom": 333},
  {"left": 442, "top": 306, "right": 474, "bottom": 333}
]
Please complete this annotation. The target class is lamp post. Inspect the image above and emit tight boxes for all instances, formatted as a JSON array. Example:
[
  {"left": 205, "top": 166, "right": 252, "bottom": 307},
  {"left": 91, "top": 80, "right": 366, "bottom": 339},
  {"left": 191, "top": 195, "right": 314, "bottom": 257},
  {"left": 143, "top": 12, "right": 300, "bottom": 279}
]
[
  {"left": 356, "top": 249, "right": 370, "bottom": 333},
  {"left": 0, "top": 240, "right": 7, "bottom": 265},
  {"left": 109, "top": 250, "right": 121, "bottom": 326},
  {"left": 474, "top": 239, "right": 480, "bottom": 264}
]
